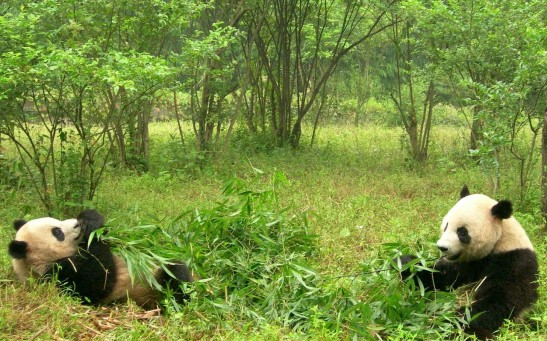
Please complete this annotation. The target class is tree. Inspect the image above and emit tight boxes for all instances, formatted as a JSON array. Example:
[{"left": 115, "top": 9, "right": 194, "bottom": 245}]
[
  {"left": 0, "top": 1, "right": 186, "bottom": 213},
  {"left": 179, "top": 4, "right": 241, "bottom": 154},
  {"left": 403, "top": 0, "right": 546, "bottom": 194},
  {"left": 0, "top": 4, "right": 112, "bottom": 213},
  {"left": 84, "top": 0, "right": 194, "bottom": 171},
  {"left": 386, "top": 12, "right": 435, "bottom": 162},
  {"left": 542, "top": 107, "right": 547, "bottom": 228},
  {"left": 247, "top": 0, "right": 399, "bottom": 147}
]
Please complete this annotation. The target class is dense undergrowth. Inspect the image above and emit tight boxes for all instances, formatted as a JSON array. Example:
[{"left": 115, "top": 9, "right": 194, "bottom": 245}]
[{"left": 0, "top": 123, "right": 546, "bottom": 340}]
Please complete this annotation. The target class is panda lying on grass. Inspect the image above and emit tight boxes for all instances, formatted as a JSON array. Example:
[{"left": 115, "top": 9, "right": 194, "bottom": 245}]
[
  {"left": 398, "top": 186, "right": 539, "bottom": 340},
  {"left": 8, "top": 210, "right": 193, "bottom": 309}
]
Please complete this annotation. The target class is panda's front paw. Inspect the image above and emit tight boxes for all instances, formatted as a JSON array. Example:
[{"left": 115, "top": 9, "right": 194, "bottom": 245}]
[
  {"left": 399, "top": 255, "right": 417, "bottom": 265},
  {"left": 393, "top": 255, "right": 417, "bottom": 280}
]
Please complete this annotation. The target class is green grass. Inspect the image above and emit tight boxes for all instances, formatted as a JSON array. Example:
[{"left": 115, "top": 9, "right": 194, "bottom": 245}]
[{"left": 1, "top": 122, "right": 546, "bottom": 340}]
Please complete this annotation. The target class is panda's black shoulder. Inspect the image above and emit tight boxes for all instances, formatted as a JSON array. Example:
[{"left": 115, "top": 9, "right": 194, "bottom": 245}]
[
  {"left": 473, "top": 248, "right": 539, "bottom": 281},
  {"left": 53, "top": 239, "right": 117, "bottom": 304},
  {"left": 471, "top": 249, "right": 539, "bottom": 314}
]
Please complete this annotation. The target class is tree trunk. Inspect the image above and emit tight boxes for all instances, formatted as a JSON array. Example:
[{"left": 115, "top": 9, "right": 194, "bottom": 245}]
[
  {"left": 173, "top": 91, "right": 185, "bottom": 146},
  {"left": 407, "top": 116, "right": 420, "bottom": 160},
  {"left": 290, "top": 117, "right": 303, "bottom": 148},
  {"left": 470, "top": 106, "right": 483, "bottom": 150},
  {"left": 541, "top": 107, "right": 547, "bottom": 228},
  {"left": 136, "top": 102, "right": 151, "bottom": 171},
  {"left": 310, "top": 84, "right": 328, "bottom": 147}
]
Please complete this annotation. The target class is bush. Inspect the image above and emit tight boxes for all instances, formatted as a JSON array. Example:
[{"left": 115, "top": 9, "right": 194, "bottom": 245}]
[{"left": 176, "top": 170, "right": 321, "bottom": 328}]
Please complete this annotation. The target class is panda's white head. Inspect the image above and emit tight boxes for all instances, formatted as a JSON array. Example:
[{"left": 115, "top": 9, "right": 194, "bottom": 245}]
[
  {"left": 8, "top": 210, "right": 104, "bottom": 280},
  {"left": 437, "top": 186, "right": 532, "bottom": 262}
]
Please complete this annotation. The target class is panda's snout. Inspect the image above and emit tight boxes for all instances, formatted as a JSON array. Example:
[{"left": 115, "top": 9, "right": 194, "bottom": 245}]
[{"left": 438, "top": 245, "right": 448, "bottom": 253}]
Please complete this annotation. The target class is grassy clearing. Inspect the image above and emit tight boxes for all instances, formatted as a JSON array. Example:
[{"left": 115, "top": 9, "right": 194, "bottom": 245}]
[{"left": 1, "top": 123, "right": 546, "bottom": 340}]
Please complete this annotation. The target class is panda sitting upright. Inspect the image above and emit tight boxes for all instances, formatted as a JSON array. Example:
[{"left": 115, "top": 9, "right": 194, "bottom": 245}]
[
  {"left": 8, "top": 209, "right": 193, "bottom": 309},
  {"left": 398, "top": 186, "right": 539, "bottom": 340}
]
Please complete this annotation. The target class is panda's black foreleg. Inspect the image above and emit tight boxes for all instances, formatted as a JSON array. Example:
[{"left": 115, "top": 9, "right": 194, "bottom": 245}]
[
  {"left": 159, "top": 262, "right": 194, "bottom": 304},
  {"left": 460, "top": 279, "right": 528, "bottom": 340},
  {"left": 460, "top": 304, "right": 498, "bottom": 340},
  {"left": 166, "top": 262, "right": 193, "bottom": 283},
  {"left": 398, "top": 255, "right": 469, "bottom": 291},
  {"left": 46, "top": 241, "right": 116, "bottom": 305},
  {"left": 459, "top": 301, "right": 501, "bottom": 340}
]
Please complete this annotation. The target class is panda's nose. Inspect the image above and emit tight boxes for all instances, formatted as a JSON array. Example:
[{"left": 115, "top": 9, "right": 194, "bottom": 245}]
[{"left": 438, "top": 246, "right": 448, "bottom": 253}]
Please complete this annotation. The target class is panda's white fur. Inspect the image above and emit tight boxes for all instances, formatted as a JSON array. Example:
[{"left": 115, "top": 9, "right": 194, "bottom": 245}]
[
  {"left": 11, "top": 217, "right": 80, "bottom": 282},
  {"left": 8, "top": 210, "right": 192, "bottom": 309},
  {"left": 437, "top": 193, "right": 534, "bottom": 262},
  {"left": 399, "top": 186, "right": 539, "bottom": 340}
]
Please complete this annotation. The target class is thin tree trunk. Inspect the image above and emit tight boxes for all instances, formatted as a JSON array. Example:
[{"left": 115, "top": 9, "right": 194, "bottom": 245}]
[
  {"left": 136, "top": 103, "right": 151, "bottom": 170},
  {"left": 173, "top": 91, "right": 185, "bottom": 146},
  {"left": 541, "top": 107, "right": 547, "bottom": 228},
  {"left": 310, "top": 85, "right": 328, "bottom": 148},
  {"left": 470, "top": 106, "right": 483, "bottom": 150}
]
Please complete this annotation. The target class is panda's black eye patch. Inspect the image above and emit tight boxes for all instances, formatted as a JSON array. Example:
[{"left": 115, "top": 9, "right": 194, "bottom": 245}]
[
  {"left": 457, "top": 227, "right": 471, "bottom": 244},
  {"left": 52, "top": 227, "right": 65, "bottom": 242}
]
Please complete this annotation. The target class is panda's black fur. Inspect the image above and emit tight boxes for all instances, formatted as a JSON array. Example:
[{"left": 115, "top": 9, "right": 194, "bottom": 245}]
[
  {"left": 399, "top": 186, "right": 539, "bottom": 340},
  {"left": 8, "top": 209, "right": 193, "bottom": 309}
]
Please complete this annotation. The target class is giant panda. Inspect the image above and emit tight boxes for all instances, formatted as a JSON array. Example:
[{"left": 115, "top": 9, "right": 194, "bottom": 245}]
[
  {"left": 8, "top": 209, "right": 193, "bottom": 309},
  {"left": 398, "top": 186, "right": 539, "bottom": 340}
]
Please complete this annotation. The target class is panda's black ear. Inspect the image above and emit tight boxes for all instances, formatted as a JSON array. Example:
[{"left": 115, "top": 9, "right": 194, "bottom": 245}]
[
  {"left": 77, "top": 209, "right": 105, "bottom": 240},
  {"left": 13, "top": 220, "right": 27, "bottom": 231},
  {"left": 460, "top": 185, "right": 470, "bottom": 199},
  {"left": 491, "top": 200, "right": 513, "bottom": 220}
]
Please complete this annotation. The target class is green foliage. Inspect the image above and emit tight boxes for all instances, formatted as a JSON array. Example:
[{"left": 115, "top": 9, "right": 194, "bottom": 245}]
[
  {"left": 231, "top": 128, "right": 280, "bottom": 154},
  {"left": 153, "top": 134, "right": 206, "bottom": 175},
  {"left": 0, "top": 0, "right": 188, "bottom": 213},
  {"left": 352, "top": 244, "right": 464, "bottom": 339},
  {"left": 91, "top": 216, "right": 185, "bottom": 293},
  {"left": 400, "top": 0, "right": 546, "bottom": 193},
  {"left": 0, "top": 156, "right": 24, "bottom": 189},
  {"left": 1, "top": 0, "right": 545, "bottom": 336},
  {"left": 432, "top": 104, "right": 466, "bottom": 126},
  {"left": 94, "top": 170, "right": 466, "bottom": 338},
  {"left": 173, "top": 170, "right": 320, "bottom": 326},
  {"left": 97, "top": 170, "right": 319, "bottom": 322}
]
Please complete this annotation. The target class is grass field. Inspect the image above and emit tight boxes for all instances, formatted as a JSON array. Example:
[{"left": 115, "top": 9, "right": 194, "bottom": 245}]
[{"left": 1, "top": 122, "right": 545, "bottom": 340}]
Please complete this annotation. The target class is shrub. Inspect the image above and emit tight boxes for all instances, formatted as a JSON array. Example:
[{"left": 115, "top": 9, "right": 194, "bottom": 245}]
[{"left": 176, "top": 170, "right": 321, "bottom": 328}]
